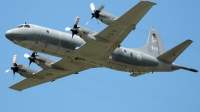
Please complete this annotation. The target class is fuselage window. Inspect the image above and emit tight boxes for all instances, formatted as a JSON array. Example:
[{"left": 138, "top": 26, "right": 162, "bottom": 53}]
[
  {"left": 152, "top": 33, "right": 156, "bottom": 38},
  {"left": 18, "top": 25, "right": 24, "bottom": 28},
  {"left": 24, "top": 25, "right": 31, "bottom": 28}
]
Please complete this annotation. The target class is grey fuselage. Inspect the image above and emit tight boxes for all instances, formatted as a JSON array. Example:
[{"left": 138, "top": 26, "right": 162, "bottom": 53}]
[{"left": 5, "top": 24, "right": 173, "bottom": 74}]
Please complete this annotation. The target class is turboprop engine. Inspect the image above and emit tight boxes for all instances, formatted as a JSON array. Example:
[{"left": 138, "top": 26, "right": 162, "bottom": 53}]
[
  {"left": 24, "top": 52, "right": 65, "bottom": 73},
  {"left": 86, "top": 3, "right": 118, "bottom": 25},
  {"left": 5, "top": 55, "right": 38, "bottom": 79},
  {"left": 65, "top": 16, "right": 99, "bottom": 43}
]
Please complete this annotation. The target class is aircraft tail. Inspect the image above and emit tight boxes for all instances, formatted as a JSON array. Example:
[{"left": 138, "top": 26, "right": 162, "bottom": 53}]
[
  {"left": 135, "top": 28, "right": 165, "bottom": 57},
  {"left": 134, "top": 28, "right": 198, "bottom": 73},
  {"left": 159, "top": 40, "right": 198, "bottom": 73},
  {"left": 171, "top": 64, "right": 198, "bottom": 73}
]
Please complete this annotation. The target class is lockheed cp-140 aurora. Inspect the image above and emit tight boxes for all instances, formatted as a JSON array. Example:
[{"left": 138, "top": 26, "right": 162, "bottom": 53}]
[{"left": 5, "top": 1, "right": 198, "bottom": 91}]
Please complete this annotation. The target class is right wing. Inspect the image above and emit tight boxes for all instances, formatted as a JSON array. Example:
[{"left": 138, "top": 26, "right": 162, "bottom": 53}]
[
  {"left": 9, "top": 58, "right": 97, "bottom": 91},
  {"left": 76, "top": 1, "right": 156, "bottom": 59}
]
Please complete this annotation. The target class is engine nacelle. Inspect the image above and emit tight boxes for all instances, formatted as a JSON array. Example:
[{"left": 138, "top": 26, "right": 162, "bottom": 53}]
[
  {"left": 78, "top": 26, "right": 97, "bottom": 42},
  {"left": 16, "top": 64, "right": 39, "bottom": 79},
  {"left": 78, "top": 26, "right": 110, "bottom": 44},
  {"left": 78, "top": 26, "right": 97, "bottom": 35},
  {"left": 98, "top": 11, "right": 118, "bottom": 25},
  {"left": 27, "top": 53, "right": 65, "bottom": 73},
  {"left": 32, "top": 54, "right": 56, "bottom": 68}
]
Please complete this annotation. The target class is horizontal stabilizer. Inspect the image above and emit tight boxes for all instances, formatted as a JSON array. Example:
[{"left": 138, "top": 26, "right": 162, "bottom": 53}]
[
  {"left": 157, "top": 39, "right": 192, "bottom": 63},
  {"left": 182, "top": 67, "right": 198, "bottom": 72},
  {"left": 171, "top": 64, "right": 198, "bottom": 73}
]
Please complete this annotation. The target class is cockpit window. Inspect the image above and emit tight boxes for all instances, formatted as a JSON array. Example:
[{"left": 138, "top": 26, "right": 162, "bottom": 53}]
[
  {"left": 17, "top": 24, "right": 31, "bottom": 28},
  {"left": 18, "top": 25, "right": 24, "bottom": 28},
  {"left": 24, "top": 25, "right": 30, "bottom": 28}
]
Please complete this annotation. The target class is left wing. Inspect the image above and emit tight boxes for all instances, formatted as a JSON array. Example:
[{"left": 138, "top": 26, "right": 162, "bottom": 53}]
[
  {"left": 10, "top": 59, "right": 97, "bottom": 91},
  {"left": 77, "top": 1, "right": 156, "bottom": 59}
]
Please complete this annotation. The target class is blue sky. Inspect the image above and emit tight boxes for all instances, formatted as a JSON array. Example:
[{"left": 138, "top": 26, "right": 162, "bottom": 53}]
[{"left": 1, "top": 0, "right": 200, "bottom": 112}]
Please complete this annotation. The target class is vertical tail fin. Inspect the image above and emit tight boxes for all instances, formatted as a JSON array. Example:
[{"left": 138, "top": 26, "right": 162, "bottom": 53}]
[{"left": 136, "top": 28, "right": 165, "bottom": 57}]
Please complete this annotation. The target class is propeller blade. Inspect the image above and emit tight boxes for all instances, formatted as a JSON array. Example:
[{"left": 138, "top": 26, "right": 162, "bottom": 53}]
[
  {"left": 31, "top": 52, "right": 36, "bottom": 57},
  {"left": 70, "top": 37, "right": 73, "bottom": 45},
  {"left": 5, "top": 55, "right": 20, "bottom": 79},
  {"left": 96, "top": 19, "right": 100, "bottom": 25},
  {"left": 86, "top": 19, "right": 91, "bottom": 25},
  {"left": 66, "top": 16, "right": 82, "bottom": 43},
  {"left": 90, "top": 3, "right": 95, "bottom": 13},
  {"left": 24, "top": 53, "right": 30, "bottom": 58},
  {"left": 98, "top": 4, "right": 105, "bottom": 11},
  {"left": 13, "top": 55, "right": 17, "bottom": 64},
  {"left": 5, "top": 69, "right": 11, "bottom": 73},
  {"left": 65, "top": 27, "right": 71, "bottom": 31},
  {"left": 26, "top": 52, "right": 37, "bottom": 67},
  {"left": 74, "top": 16, "right": 80, "bottom": 26},
  {"left": 13, "top": 73, "right": 15, "bottom": 79},
  {"left": 86, "top": 21, "right": 89, "bottom": 25},
  {"left": 29, "top": 61, "right": 32, "bottom": 67}
]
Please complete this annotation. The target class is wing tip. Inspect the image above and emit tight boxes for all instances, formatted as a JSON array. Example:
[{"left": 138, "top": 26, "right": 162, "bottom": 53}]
[
  {"left": 9, "top": 87, "right": 23, "bottom": 91},
  {"left": 186, "top": 39, "right": 193, "bottom": 43},
  {"left": 140, "top": 0, "right": 157, "bottom": 5}
]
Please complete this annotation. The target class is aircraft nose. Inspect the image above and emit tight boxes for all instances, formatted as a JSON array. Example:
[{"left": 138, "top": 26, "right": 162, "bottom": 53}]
[
  {"left": 5, "top": 29, "right": 20, "bottom": 41},
  {"left": 5, "top": 30, "right": 12, "bottom": 38}
]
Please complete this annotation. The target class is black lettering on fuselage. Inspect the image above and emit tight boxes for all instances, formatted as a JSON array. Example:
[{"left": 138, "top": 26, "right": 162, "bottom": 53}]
[{"left": 106, "top": 62, "right": 127, "bottom": 71}]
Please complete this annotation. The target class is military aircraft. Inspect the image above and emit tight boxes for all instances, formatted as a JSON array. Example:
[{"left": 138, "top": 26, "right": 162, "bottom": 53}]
[{"left": 5, "top": 1, "right": 198, "bottom": 91}]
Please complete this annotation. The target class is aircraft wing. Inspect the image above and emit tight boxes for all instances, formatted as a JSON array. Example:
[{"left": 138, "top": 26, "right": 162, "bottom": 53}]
[
  {"left": 9, "top": 59, "right": 97, "bottom": 91},
  {"left": 77, "top": 1, "right": 156, "bottom": 59}
]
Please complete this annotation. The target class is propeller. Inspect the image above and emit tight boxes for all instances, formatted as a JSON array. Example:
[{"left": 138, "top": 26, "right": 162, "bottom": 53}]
[
  {"left": 65, "top": 16, "right": 83, "bottom": 45},
  {"left": 5, "top": 55, "right": 20, "bottom": 78},
  {"left": 24, "top": 52, "right": 37, "bottom": 67},
  {"left": 86, "top": 3, "right": 105, "bottom": 25}
]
